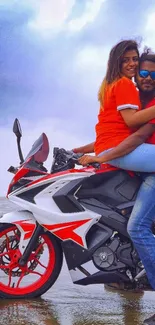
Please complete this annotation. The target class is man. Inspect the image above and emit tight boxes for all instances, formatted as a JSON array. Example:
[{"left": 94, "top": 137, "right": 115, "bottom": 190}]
[{"left": 73, "top": 52, "right": 155, "bottom": 293}]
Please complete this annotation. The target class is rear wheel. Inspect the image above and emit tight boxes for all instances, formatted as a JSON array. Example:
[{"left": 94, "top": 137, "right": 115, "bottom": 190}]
[{"left": 0, "top": 224, "right": 63, "bottom": 299}]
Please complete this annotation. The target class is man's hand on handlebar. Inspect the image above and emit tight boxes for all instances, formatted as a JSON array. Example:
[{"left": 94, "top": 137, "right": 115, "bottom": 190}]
[
  {"left": 51, "top": 147, "right": 101, "bottom": 172},
  {"left": 78, "top": 154, "right": 101, "bottom": 166}
]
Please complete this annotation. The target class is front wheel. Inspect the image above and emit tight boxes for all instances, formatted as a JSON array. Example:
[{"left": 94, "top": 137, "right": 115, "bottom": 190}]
[{"left": 0, "top": 224, "right": 63, "bottom": 299}]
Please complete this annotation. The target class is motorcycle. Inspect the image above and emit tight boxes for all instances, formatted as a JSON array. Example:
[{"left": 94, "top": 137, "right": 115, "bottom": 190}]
[{"left": 0, "top": 118, "right": 152, "bottom": 299}]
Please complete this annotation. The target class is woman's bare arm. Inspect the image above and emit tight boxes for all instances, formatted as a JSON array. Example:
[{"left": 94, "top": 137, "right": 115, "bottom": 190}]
[{"left": 73, "top": 142, "right": 94, "bottom": 154}]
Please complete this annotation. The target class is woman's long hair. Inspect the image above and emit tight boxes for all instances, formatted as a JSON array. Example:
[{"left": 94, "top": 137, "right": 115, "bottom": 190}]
[{"left": 98, "top": 40, "right": 139, "bottom": 105}]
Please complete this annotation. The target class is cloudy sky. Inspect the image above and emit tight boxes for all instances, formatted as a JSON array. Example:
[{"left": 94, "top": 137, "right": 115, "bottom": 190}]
[{"left": 1, "top": 0, "right": 155, "bottom": 195}]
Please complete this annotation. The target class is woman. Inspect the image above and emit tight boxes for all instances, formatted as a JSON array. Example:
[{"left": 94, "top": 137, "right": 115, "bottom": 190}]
[{"left": 75, "top": 40, "right": 155, "bottom": 172}]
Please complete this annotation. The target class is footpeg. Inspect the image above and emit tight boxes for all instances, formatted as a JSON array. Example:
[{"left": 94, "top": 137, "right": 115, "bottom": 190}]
[{"left": 134, "top": 268, "right": 146, "bottom": 281}]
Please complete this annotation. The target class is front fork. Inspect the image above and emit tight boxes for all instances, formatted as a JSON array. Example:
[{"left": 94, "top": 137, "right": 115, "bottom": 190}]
[
  {"left": 0, "top": 210, "right": 43, "bottom": 266},
  {"left": 18, "top": 223, "right": 43, "bottom": 266}
]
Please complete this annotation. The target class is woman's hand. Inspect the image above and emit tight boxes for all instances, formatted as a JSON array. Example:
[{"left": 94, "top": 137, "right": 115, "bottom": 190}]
[{"left": 78, "top": 155, "right": 101, "bottom": 166}]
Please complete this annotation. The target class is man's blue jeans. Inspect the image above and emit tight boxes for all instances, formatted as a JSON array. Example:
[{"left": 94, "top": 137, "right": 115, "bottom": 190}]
[
  {"left": 127, "top": 174, "right": 155, "bottom": 289},
  {"left": 98, "top": 145, "right": 155, "bottom": 288}
]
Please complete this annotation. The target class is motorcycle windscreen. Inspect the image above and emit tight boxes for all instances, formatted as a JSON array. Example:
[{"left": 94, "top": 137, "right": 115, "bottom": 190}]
[{"left": 24, "top": 133, "right": 49, "bottom": 163}]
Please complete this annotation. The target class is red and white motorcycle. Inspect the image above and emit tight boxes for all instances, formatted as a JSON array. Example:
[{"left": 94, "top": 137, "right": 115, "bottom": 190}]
[{"left": 0, "top": 119, "right": 150, "bottom": 299}]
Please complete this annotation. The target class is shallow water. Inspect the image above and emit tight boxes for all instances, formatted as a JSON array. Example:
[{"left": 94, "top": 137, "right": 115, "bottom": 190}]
[
  {"left": 0, "top": 263, "right": 155, "bottom": 325},
  {"left": 0, "top": 198, "right": 155, "bottom": 325}
]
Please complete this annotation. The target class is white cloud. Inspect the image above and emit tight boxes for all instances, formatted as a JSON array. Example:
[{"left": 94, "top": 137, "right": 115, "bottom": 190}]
[
  {"left": 0, "top": 117, "right": 90, "bottom": 195},
  {"left": 28, "top": 0, "right": 75, "bottom": 32},
  {"left": 76, "top": 45, "right": 108, "bottom": 70},
  {"left": 74, "top": 45, "right": 109, "bottom": 95},
  {"left": 0, "top": 0, "right": 75, "bottom": 33},
  {"left": 68, "top": 0, "right": 106, "bottom": 32},
  {"left": 28, "top": 0, "right": 106, "bottom": 32},
  {"left": 28, "top": 0, "right": 107, "bottom": 35},
  {"left": 143, "top": 10, "right": 155, "bottom": 50},
  {"left": 145, "top": 12, "right": 155, "bottom": 34},
  {"left": 0, "top": 0, "right": 107, "bottom": 36},
  {"left": 0, "top": 0, "right": 16, "bottom": 5},
  {"left": 68, "top": 0, "right": 107, "bottom": 32}
]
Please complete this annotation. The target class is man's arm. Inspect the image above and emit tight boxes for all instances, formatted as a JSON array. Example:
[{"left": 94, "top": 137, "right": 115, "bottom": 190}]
[
  {"left": 97, "top": 124, "right": 155, "bottom": 163},
  {"left": 79, "top": 124, "right": 155, "bottom": 165},
  {"left": 73, "top": 142, "right": 94, "bottom": 154}
]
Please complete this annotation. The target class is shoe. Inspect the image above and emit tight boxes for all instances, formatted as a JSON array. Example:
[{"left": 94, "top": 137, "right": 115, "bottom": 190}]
[
  {"left": 144, "top": 314, "right": 155, "bottom": 324},
  {"left": 104, "top": 283, "right": 125, "bottom": 290},
  {"left": 104, "top": 282, "right": 144, "bottom": 293}
]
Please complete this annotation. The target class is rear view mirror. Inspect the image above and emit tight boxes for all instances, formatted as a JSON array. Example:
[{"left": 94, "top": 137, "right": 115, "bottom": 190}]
[
  {"left": 13, "top": 118, "right": 24, "bottom": 163},
  {"left": 13, "top": 118, "right": 22, "bottom": 138}
]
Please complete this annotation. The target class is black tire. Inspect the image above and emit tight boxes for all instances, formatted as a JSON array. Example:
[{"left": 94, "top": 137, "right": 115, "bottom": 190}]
[{"left": 0, "top": 224, "right": 63, "bottom": 299}]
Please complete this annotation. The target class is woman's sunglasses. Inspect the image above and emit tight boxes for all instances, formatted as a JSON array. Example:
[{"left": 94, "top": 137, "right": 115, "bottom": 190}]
[{"left": 139, "top": 70, "right": 155, "bottom": 80}]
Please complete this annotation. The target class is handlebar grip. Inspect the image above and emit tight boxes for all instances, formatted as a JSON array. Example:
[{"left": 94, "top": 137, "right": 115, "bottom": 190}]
[{"left": 90, "top": 162, "right": 101, "bottom": 169}]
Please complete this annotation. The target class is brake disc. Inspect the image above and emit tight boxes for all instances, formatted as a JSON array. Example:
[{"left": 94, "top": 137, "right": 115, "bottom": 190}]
[{"left": 0, "top": 235, "right": 44, "bottom": 277}]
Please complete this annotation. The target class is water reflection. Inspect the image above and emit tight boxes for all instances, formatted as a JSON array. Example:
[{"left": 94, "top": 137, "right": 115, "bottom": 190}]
[
  {"left": 0, "top": 284, "right": 155, "bottom": 325},
  {"left": 0, "top": 299, "right": 60, "bottom": 325},
  {"left": 103, "top": 286, "right": 143, "bottom": 324},
  {"left": 118, "top": 291, "right": 143, "bottom": 325}
]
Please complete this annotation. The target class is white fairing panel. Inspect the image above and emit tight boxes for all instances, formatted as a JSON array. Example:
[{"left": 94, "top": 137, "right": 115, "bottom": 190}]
[{"left": 7, "top": 172, "right": 101, "bottom": 248}]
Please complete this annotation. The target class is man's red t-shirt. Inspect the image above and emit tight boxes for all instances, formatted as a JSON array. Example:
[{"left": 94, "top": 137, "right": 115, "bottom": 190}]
[{"left": 145, "top": 98, "right": 155, "bottom": 144}]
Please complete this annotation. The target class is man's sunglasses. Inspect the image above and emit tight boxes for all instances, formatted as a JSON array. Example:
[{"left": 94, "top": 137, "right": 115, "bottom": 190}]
[{"left": 139, "top": 70, "right": 155, "bottom": 80}]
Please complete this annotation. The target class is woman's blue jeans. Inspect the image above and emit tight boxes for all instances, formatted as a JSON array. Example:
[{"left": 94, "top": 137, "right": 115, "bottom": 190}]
[
  {"left": 99, "top": 143, "right": 155, "bottom": 172},
  {"left": 99, "top": 144, "right": 155, "bottom": 288}
]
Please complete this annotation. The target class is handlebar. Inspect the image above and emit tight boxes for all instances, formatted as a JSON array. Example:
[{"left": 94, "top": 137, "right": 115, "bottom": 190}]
[
  {"left": 65, "top": 150, "right": 100, "bottom": 169},
  {"left": 8, "top": 148, "right": 101, "bottom": 176},
  {"left": 50, "top": 148, "right": 101, "bottom": 173},
  {"left": 71, "top": 153, "right": 100, "bottom": 169}
]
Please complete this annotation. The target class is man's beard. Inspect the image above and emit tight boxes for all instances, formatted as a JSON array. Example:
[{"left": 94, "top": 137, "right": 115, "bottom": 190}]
[
  {"left": 139, "top": 87, "right": 155, "bottom": 108},
  {"left": 139, "top": 88, "right": 155, "bottom": 96}
]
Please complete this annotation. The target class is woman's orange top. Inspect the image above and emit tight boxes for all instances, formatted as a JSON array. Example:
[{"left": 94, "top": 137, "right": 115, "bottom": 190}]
[{"left": 94, "top": 77, "right": 141, "bottom": 155}]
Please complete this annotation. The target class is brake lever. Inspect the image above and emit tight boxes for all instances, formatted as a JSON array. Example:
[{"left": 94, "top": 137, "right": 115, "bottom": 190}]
[
  {"left": 66, "top": 150, "right": 83, "bottom": 159},
  {"left": 66, "top": 151, "right": 84, "bottom": 165}
]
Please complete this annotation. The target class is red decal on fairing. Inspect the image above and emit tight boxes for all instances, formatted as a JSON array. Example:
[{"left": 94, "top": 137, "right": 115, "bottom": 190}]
[
  {"left": 25, "top": 167, "right": 94, "bottom": 188},
  {"left": 43, "top": 219, "right": 91, "bottom": 247},
  {"left": 7, "top": 167, "right": 30, "bottom": 196},
  {"left": 15, "top": 220, "right": 36, "bottom": 240}
]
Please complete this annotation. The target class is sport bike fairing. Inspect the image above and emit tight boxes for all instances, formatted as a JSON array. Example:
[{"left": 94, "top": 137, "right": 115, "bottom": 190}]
[
  {"left": 1, "top": 133, "right": 101, "bottom": 254},
  {"left": 0, "top": 131, "right": 143, "bottom": 288}
]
